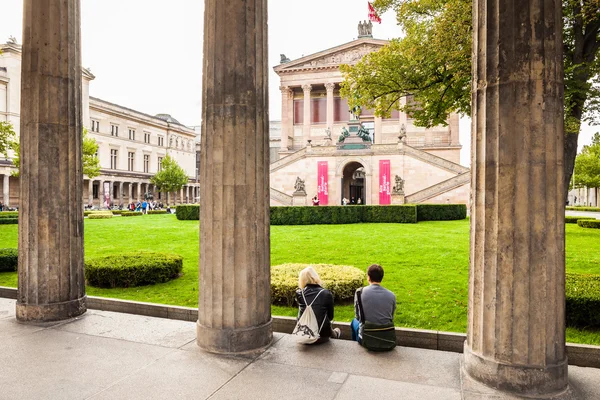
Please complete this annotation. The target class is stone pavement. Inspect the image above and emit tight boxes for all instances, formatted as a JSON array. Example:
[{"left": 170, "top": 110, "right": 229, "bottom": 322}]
[
  {"left": 1, "top": 298, "right": 599, "bottom": 400},
  {"left": 565, "top": 210, "right": 600, "bottom": 219}
]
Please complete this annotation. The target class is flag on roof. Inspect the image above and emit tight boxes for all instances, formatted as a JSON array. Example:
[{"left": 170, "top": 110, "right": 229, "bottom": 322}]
[{"left": 368, "top": 2, "right": 382, "bottom": 24}]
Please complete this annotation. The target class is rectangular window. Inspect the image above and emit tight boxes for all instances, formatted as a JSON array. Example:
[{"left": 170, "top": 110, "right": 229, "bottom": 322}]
[
  {"left": 293, "top": 100, "right": 304, "bottom": 125},
  {"left": 128, "top": 129, "right": 135, "bottom": 141},
  {"left": 158, "top": 136, "right": 164, "bottom": 147},
  {"left": 92, "top": 184, "right": 99, "bottom": 199},
  {"left": 310, "top": 98, "right": 327, "bottom": 124},
  {"left": 144, "top": 132, "right": 151, "bottom": 144},
  {"left": 158, "top": 157, "right": 163, "bottom": 171},
  {"left": 91, "top": 120, "right": 100, "bottom": 132},
  {"left": 144, "top": 154, "right": 149, "bottom": 173},
  {"left": 111, "top": 124, "right": 119, "bottom": 137},
  {"left": 110, "top": 149, "right": 118, "bottom": 169},
  {"left": 128, "top": 152, "right": 135, "bottom": 171}
]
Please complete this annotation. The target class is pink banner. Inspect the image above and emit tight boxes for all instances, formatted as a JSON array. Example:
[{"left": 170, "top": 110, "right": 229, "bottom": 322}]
[
  {"left": 317, "top": 161, "right": 329, "bottom": 205},
  {"left": 379, "top": 160, "right": 391, "bottom": 205}
]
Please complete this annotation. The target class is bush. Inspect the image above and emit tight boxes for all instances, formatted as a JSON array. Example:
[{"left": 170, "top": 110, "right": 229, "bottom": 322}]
[
  {"left": 88, "top": 212, "right": 113, "bottom": 220},
  {"left": 0, "top": 212, "right": 18, "bottom": 219},
  {"left": 565, "top": 216, "right": 595, "bottom": 224},
  {"left": 0, "top": 248, "right": 18, "bottom": 272},
  {"left": 111, "top": 210, "right": 126, "bottom": 215},
  {"left": 122, "top": 212, "right": 143, "bottom": 217},
  {"left": 270, "top": 205, "right": 417, "bottom": 225},
  {"left": 416, "top": 204, "right": 467, "bottom": 221},
  {"left": 577, "top": 219, "right": 600, "bottom": 229},
  {"left": 566, "top": 206, "right": 600, "bottom": 212},
  {"left": 0, "top": 218, "right": 18, "bottom": 224},
  {"left": 148, "top": 210, "right": 168, "bottom": 215},
  {"left": 85, "top": 252, "right": 183, "bottom": 288},
  {"left": 176, "top": 205, "right": 200, "bottom": 220},
  {"left": 566, "top": 273, "right": 600, "bottom": 328},
  {"left": 271, "top": 263, "right": 365, "bottom": 306}
]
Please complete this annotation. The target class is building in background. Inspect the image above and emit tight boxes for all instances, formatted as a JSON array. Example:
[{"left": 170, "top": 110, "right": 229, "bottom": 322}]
[{"left": 0, "top": 39, "right": 200, "bottom": 209}]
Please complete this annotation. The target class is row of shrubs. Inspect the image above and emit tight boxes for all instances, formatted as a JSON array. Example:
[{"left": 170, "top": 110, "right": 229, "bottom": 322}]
[
  {"left": 566, "top": 273, "right": 600, "bottom": 328},
  {"left": 0, "top": 218, "right": 18, "bottom": 225},
  {"left": 566, "top": 206, "right": 600, "bottom": 212},
  {"left": 0, "top": 212, "right": 18, "bottom": 219},
  {"left": 176, "top": 204, "right": 468, "bottom": 224},
  {"left": 0, "top": 248, "right": 18, "bottom": 272},
  {"left": 577, "top": 219, "right": 600, "bottom": 229}
]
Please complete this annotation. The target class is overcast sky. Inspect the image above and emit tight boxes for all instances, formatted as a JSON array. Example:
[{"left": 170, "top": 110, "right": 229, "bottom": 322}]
[{"left": 1, "top": 0, "right": 597, "bottom": 166}]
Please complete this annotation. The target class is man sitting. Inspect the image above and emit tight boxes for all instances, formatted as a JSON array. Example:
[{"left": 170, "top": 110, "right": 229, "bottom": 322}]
[{"left": 351, "top": 264, "right": 397, "bottom": 351}]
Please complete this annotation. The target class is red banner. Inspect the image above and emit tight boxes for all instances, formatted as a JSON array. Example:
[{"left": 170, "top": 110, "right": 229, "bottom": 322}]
[
  {"left": 317, "top": 162, "right": 329, "bottom": 205},
  {"left": 368, "top": 2, "right": 382, "bottom": 23},
  {"left": 379, "top": 160, "right": 391, "bottom": 205}
]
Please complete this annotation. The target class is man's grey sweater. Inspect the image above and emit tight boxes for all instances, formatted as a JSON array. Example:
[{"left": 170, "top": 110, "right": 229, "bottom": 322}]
[{"left": 355, "top": 284, "right": 396, "bottom": 326}]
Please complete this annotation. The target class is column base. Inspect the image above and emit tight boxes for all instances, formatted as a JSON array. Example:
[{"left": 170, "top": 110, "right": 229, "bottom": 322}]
[
  {"left": 16, "top": 296, "right": 87, "bottom": 323},
  {"left": 197, "top": 319, "right": 273, "bottom": 354},
  {"left": 463, "top": 342, "right": 568, "bottom": 397}
]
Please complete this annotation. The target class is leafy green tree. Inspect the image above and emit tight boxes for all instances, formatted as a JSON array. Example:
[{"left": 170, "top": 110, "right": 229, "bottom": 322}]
[
  {"left": 9, "top": 127, "right": 101, "bottom": 179},
  {"left": 150, "top": 154, "right": 188, "bottom": 204},
  {"left": 341, "top": 0, "right": 600, "bottom": 197},
  {"left": 574, "top": 132, "right": 600, "bottom": 189},
  {"left": 0, "top": 121, "right": 16, "bottom": 159}
]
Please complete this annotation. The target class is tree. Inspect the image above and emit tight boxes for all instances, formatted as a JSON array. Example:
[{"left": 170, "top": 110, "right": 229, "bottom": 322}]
[
  {"left": 150, "top": 155, "right": 188, "bottom": 204},
  {"left": 9, "top": 127, "right": 101, "bottom": 179},
  {"left": 0, "top": 121, "right": 16, "bottom": 159},
  {"left": 341, "top": 0, "right": 600, "bottom": 198},
  {"left": 574, "top": 132, "right": 600, "bottom": 190}
]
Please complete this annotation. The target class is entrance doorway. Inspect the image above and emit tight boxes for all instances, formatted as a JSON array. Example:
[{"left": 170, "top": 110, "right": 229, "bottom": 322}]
[{"left": 341, "top": 162, "right": 365, "bottom": 205}]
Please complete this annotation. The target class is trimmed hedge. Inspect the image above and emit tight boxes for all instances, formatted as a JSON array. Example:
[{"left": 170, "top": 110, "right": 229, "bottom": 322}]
[
  {"left": 577, "top": 219, "right": 600, "bottom": 229},
  {"left": 88, "top": 213, "right": 113, "bottom": 220},
  {"left": 111, "top": 210, "right": 126, "bottom": 215},
  {"left": 416, "top": 204, "right": 467, "bottom": 221},
  {"left": 271, "top": 263, "right": 365, "bottom": 306},
  {"left": 565, "top": 216, "right": 595, "bottom": 224},
  {"left": 566, "top": 206, "right": 600, "bottom": 212},
  {"left": 270, "top": 205, "right": 417, "bottom": 225},
  {"left": 148, "top": 210, "right": 168, "bottom": 215},
  {"left": 0, "top": 218, "right": 18, "bottom": 224},
  {"left": 566, "top": 273, "right": 600, "bottom": 328},
  {"left": 176, "top": 205, "right": 200, "bottom": 221},
  {"left": 0, "top": 248, "right": 18, "bottom": 272},
  {"left": 122, "top": 211, "right": 143, "bottom": 217},
  {"left": 85, "top": 252, "right": 183, "bottom": 288},
  {"left": 0, "top": 212, "right": 18, "bottom": 219}
]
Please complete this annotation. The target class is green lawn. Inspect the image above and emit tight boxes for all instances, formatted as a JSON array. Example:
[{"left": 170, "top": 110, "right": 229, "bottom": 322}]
[{"left": 1, "top": 215, "right": 599, "bottom": 345}]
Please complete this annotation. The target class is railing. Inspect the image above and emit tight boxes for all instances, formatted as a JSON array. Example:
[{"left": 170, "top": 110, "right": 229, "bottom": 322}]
[
  {"left": 403, "top": 145, "right": 469, "bottom": 175},
  {"left": 270, "top": 187, "right": 293, "bottom": 206},
  {"left": 405, "top": 172, "right": 471, "bottom": 203},
  {"left": 270, "top": 147, "right": 307, "bottom": 173}
]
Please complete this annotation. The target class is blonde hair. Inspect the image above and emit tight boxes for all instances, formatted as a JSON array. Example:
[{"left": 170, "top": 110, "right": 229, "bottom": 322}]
[{"left": 298, "top": 266, "right": 322, "bottom": 289}]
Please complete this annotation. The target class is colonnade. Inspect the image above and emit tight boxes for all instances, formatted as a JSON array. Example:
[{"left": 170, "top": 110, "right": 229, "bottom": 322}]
[
  {"left": 85, "top": 179, "right": 199, "bottom": 208},
  {"left": 14, "top": 0, "right": 568, "bottom": 396}
]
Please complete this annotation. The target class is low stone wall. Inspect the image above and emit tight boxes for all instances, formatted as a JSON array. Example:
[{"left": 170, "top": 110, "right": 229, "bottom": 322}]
[{"left": 0, "top": 286, "right": 597, "bottom": 368}]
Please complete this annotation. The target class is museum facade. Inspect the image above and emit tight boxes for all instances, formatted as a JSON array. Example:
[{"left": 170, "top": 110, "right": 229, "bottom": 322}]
[
  {"left": 0, "top": 39, "right": 200, "bottom": 209},
  {"left": 268, "top": 30, "right": 470, "bottom": 206}
]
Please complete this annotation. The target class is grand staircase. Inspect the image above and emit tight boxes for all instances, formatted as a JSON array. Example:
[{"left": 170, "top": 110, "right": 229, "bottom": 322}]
[{"left": 405, "top": 171, "right": 471, "bottom": 203}]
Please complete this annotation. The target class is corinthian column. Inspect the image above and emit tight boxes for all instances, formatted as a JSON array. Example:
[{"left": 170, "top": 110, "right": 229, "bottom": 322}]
[
  {"left": 279, "top": 86, "right": 292, "bottom": 152},
  {"left": 464, "top": 0, "right": 567, "bottom": 395},
  {"left": 17, "top": 0, "right": 86, "bottom": 322},
  {"left": 302, "top": 84, "right": 312, "bottom": 145},
  {"left": 199, "top": 0, "right": 272, "bottom": 353},
  {"left": 325, "top": 83, "right": 335, "bottom": 132}
]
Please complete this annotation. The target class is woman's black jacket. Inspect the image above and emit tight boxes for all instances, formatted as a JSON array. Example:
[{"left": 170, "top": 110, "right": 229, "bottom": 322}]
[{"left": 296, "top": 284, "right": 334, "bottom": 339}]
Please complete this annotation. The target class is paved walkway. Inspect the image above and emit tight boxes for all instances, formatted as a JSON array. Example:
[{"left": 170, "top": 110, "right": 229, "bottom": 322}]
[
  {"left": 1, "top": 298, "right": 599, "bottom": 400},
  {"left": 565, "top": 210, "right": 600, "bottom": 219}
]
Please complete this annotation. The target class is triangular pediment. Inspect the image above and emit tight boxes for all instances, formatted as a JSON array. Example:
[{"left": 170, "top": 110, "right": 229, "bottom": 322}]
[{"left": 274, "top": 38, "right": 388, "bottom": 73}]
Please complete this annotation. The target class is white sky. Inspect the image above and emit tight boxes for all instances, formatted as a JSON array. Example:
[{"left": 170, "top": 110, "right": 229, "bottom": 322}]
[{"left": 1, "top": 0, "right": 597, "bottom": 167}]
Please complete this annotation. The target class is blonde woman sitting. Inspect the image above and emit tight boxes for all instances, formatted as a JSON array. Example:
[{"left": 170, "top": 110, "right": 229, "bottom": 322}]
[{"left": 295, "top": 267, "right": 341, "bottom": 343}]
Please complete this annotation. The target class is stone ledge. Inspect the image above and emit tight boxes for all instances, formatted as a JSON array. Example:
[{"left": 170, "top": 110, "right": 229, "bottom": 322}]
[{"left": 0, "top": 286, "right": 598, "bottom": 368}]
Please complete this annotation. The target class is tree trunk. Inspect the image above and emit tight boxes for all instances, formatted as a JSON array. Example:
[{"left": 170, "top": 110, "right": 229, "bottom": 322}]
[{"left": 564, "top": 130, "right": 579, "bottom": 202}]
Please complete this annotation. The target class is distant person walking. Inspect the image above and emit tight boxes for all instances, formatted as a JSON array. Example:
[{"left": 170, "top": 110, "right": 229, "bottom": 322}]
[{"left": 142, "top": 200, "right": 148, "bottom": 214}]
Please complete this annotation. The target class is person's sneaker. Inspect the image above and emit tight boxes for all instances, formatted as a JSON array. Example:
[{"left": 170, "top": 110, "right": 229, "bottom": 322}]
[{"left": 332, "top": 328, "right": 341, "bottom": 339}]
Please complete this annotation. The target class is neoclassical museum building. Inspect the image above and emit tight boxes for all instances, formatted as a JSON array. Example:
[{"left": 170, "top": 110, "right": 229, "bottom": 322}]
[
  {"left": 0, "top": 38, "right": 199, "bottom": 209},
  {"left": 268, "top": 27, "right": 470, "bottom": 206}
]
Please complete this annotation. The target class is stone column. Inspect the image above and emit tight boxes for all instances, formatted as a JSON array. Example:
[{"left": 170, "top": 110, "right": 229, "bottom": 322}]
[
  {"left": 374, "top": 117, "right": 383, "bottom": 144},
  {"left": 279, "top": 86, "right": 291, "bottom": 152},
  {"left": 325, "top": 83, "right": 335, "bottom": 132},
  {"left": 3, "top": 174, "right": 10, "bottom": 207},
  {"left": 302, "top": 84, "right": 312, "bottom": 145},
  {"left": 185, "top": 186, "right": 190, "bottom": 203},
  {"left": 464, "top": 0, "right": 567, "bottom": 396},
  {"left": 17, "top": 0, "right": 86, "bottom": 322},
  {"left": 128, "top": 182, "right": 132, "bottom": 203},
  {"left": 118, "top": 182, "right": 124, "bottom": 206},
  {"left": 137, "top": 182, "right": 141, "bottom": 202},
  {"left": 199, "top": 0, "right": 272, "bottom": 354},
  {"left": 87, "top": 179, "right": 93, "bottom": 206}
]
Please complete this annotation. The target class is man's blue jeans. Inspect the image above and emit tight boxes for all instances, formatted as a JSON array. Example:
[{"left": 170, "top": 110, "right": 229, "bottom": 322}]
[{"left": 351, "top": 318, "right": 361, "bottom": 344}]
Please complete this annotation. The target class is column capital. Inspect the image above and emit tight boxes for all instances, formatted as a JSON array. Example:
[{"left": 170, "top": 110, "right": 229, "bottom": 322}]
[
  {"left": 279, "top": 86, "right": 292, "bottom": 95},
  {"left": 302, "top": 84, "right": 312, "bottom": 93},
  {"left": 325, "top": 83, "right": 335, "bottom": 92}
]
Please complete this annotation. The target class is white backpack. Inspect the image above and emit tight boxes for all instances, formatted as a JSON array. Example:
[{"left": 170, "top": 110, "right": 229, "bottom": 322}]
[{"left": 292, "top": 289, "right": 326, "bottom": 344}]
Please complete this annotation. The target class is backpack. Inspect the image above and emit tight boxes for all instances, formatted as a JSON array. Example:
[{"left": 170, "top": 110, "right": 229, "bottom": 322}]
[{"left": 292, "top": 289, "right": 326, "bottom": 344}]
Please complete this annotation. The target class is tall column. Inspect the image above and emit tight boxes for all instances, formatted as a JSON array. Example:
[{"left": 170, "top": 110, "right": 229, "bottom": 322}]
[
  {"left": 464, "top": 0, "right": 567, "bottom": 396},
  {"left": 87, "top": 179, "right": 93, "bottom": 206},
  {"left": 137, "top": 182, "right": 141, "bottom": 202},
  {"left": 128, "top": 182, "right": 132, "bottom": 203},
  {"left": 325, "top": 83, "right": 335, "bottom": 131},
  {"left": 374, "top": 117, "right": 383, "bottom": 144},
  {"left": 118, "top": 182, "right": 124, "bottom": 206},
  {"left": 302, "top": 84, "right": 312, "bottom": 145},
  {"left": 185, "top": 186, "right": 190, "bottom": 203},
  {"left": 199, "top": 0, "right": 272, "bottom": 354},
  {"left": 279, "top": 86, "right": 291, "bottom": 152},
  {"left": 17, "top": 0, "right": 86, "bottom": 322},
  {"left": 3, "top": 174, "right": 10, "bottom": 207}
]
